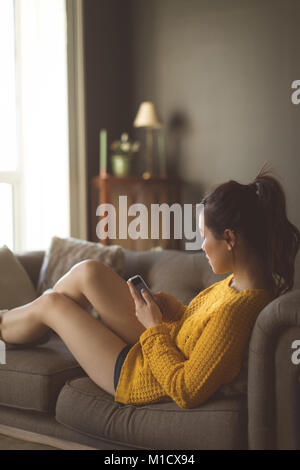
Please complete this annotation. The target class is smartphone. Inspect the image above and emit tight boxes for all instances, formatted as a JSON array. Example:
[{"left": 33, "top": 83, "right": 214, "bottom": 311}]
[{"left": 127, "top": 275, "right": 163, "bottom": 314}]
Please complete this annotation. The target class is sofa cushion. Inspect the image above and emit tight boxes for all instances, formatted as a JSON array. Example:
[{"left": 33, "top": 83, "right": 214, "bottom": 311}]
[
  {"left": 0, "top": 336, "right": 86, "bottom": 413},
  {"left": 36, "top": 236, "right": 125, "bottom": 297},
  {"left": 0, "top": 245, "right": 37, "bottom": 309},
  {"left": 55, "top": 376, "right": 248, "bottom": 450}
]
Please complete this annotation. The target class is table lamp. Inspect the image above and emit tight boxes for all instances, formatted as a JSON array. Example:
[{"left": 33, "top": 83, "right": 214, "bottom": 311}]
[{"left": 133, "top": 102, "right": 162, "bottom": 179}]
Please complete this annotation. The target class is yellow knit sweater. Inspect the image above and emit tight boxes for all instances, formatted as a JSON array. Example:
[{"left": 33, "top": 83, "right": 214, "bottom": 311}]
[{"left": 114, "top": 273, "right": 274, "bottom": 409}]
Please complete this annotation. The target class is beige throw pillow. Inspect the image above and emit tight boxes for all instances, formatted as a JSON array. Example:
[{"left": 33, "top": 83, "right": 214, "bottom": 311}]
[
  {"left": 0, "top": 245, "right": 37, "bottom": 309},
  {"left": 36, "top": 236, "right": 125, "bottom": 297}
]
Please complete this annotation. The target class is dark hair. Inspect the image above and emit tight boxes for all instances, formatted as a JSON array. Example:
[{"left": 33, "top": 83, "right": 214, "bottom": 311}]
[{"left": 200, "top": 162, "right": 300, "bottom": 298}]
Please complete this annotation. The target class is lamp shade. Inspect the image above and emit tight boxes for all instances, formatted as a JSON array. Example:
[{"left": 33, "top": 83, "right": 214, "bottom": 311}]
[{"left": 133, "top": 102, "right": 162, "bottom": 128}]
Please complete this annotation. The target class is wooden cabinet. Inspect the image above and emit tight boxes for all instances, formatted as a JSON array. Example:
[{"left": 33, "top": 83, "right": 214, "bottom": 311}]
[{"left": 90, "top": 176, "right": 181, "bottom": 251}]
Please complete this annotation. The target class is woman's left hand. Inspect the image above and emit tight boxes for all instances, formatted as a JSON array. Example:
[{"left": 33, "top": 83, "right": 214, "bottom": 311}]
[{"left": 127, "top": 281, "right": 163, "bottom": 329}]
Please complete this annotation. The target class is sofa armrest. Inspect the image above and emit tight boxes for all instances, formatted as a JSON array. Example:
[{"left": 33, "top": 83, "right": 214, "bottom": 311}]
[{"left": 248, "top": 289, "right": 300, "bottom": 450}]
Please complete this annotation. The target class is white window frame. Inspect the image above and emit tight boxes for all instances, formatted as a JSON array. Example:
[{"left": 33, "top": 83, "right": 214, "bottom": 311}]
[{"left": 0, "top": 172, "right": 22, "bottom": 251}]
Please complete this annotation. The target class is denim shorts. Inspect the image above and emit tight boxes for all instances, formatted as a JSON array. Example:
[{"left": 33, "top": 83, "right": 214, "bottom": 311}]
[{"left": 114, "top": 345, "right": 132, "bottom": 391}]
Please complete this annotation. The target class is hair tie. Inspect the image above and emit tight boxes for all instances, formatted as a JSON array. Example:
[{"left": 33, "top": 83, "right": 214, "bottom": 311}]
[{"left": 250, "top": 181, "right": 260, "bottom": 196}]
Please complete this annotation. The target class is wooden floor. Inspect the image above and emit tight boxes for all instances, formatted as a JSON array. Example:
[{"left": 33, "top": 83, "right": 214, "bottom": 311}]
[
  {"left": 0, "top": 433, "right": 58, "bottom": 450},
  {"left": 0, "top": 424, "right": 96, "bottom": 450}
]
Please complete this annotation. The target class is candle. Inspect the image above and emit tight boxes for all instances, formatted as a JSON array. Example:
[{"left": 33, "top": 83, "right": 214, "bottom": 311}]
[
  {"left": 100, "top": 129, "right": 107, "bottom": 176},
  {"left": 157, "top": 133, "right": 167, "bottom": 178}
]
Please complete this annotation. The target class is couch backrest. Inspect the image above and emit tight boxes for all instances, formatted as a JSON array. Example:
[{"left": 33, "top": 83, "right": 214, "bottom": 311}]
[
  {"left": 15, "top": 247, "right": 226, "bottom": 305},
  {"left": 123, "top": 248, "right": 227, "bottom": 304},
  {"left": 16, "top": 251, "right": 45, "bottom": 289}
]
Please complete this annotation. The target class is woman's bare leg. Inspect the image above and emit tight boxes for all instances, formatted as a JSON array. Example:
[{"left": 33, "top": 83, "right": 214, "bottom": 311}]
[
  {"left": 52, "top": 260, "right": 146, "bottom": 345},
  {"left": 0, "top": 294, "right": 51, "bottom": 344},
  {"left": 1, "top": 291, "right": 127, "bottom": 396}
]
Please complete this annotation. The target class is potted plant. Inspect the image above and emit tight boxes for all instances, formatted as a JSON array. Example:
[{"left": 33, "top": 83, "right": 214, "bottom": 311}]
[{"left": 110, "top": 133, "right": 140, "bottom": 177}]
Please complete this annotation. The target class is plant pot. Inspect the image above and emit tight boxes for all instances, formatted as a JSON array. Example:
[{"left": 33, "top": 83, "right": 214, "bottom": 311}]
[{"left": 111, "top": 154, "right": 134, "bottom": 177}]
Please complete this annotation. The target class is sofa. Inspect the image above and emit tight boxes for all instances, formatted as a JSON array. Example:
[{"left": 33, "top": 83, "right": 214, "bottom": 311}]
[{"left": 0, "top": 246, "right": 300, "bottom": 450}]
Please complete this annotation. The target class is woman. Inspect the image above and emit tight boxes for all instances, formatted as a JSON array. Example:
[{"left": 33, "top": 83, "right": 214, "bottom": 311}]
[{"left": 0, "top": 164, "right": 299, "bottom": 409}]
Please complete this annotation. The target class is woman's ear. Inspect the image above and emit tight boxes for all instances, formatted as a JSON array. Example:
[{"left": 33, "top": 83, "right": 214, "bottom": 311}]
[{"left": 224, "top": 229, "right": 235, "bottom": 250}]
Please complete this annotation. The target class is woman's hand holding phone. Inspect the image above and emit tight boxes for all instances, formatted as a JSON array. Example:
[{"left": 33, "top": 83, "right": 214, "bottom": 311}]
[
  {"left": 127, "top": 280, "right": 163, "bottom": 329},
  {"left": 127, "top": 275, "right": 183, "bottom": 328}
]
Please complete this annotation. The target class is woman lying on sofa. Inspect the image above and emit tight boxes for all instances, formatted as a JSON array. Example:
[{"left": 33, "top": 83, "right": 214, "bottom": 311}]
[{"left": 1, "top": 164, "right": 299, "bottom": 409}]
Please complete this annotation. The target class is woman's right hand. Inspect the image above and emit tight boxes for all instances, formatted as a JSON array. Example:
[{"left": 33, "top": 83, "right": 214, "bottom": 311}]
[{"left": 152, "top": 292, "right": 184, "bottom": 322}]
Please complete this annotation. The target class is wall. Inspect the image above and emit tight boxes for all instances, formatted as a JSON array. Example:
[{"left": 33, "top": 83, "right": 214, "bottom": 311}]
[
  {"left": 82, "top": 0, "right": 134, "bottom": 240},
  {"left": 84, "top": 0, "right": 300, "bottom": 287}
]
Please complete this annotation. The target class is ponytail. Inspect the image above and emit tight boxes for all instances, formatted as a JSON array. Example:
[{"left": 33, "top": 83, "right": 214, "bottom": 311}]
[{"left": 248, "top": 163, "right": 300, "bottom": 297}]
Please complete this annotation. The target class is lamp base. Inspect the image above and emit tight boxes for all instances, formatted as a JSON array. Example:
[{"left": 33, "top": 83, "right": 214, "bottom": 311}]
[{"left": 142, "top": 171, "right": 152, "bottom": 180}]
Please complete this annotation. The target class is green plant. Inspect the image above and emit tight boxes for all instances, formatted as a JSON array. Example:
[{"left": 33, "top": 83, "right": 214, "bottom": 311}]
[{"left": 110, "top": 133, "right": 140, "bottom": 157}]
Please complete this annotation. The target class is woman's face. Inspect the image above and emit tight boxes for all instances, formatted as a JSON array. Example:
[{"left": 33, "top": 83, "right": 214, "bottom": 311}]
[{"left": 199, "top": 211, "right": 233, "bottom": 274}]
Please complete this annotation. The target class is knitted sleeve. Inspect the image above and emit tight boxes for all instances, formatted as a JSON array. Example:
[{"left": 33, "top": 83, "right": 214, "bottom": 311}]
[{"left": 139, "top": 298, "right": 254, "bottom": 409}]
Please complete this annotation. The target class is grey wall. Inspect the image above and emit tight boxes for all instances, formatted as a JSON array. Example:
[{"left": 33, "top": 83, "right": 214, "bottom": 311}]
[
  {"left": 83, "top": 0, "right": 134, "bottom": 240},
  {"left": 84, "top": 0, "right": 300, "bottom": 287}
]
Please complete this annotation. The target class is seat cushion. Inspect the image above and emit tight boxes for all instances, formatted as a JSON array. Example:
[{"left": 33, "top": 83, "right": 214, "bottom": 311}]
[
  {"left": 55, "top": 376, "right": 248, "bottom": 450},
  {"left": 0, "top": 336, "right": 86, "bottom": 413}
]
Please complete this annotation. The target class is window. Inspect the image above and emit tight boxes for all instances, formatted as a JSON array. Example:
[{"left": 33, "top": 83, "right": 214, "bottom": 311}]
[
  {"left": 0, "top": 1, "right": 18, "bottom": 173},
  {"left": 0, "top": 0, "right": 70, "bottom": 252},
  {"left": 0, "top": 0, "right": 19, "bottom": 250}
]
